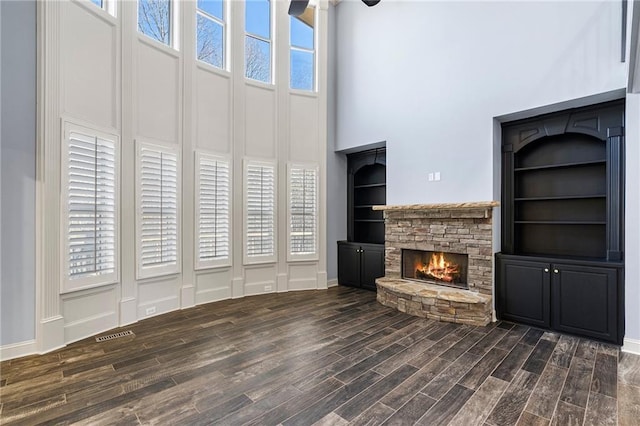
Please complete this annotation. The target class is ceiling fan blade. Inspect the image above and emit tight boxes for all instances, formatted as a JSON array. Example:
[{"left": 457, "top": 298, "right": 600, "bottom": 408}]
[
  {"left": 288, "top": 0, "right": 310, "bottom": 17},
  {"left": 362, "top": 0, "right": 381, "bottom": 6}
]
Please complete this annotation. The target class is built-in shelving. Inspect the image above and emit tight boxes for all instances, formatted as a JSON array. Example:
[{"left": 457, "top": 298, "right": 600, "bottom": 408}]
[
  {"left": 499, "top": 100, "right": 625, "bottom": 344},
  {"left": 350, "top": 150, "right": 386, "bottom": 244},
  {"left": 510, "top": 134, "right": 608, "bottom": 259},
  {"left": 339, "top": 148, "right": 387, "bottom": 291}
]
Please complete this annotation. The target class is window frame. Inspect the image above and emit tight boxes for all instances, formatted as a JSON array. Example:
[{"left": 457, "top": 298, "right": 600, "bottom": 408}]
[
  {"left": 195, "top": 0, "right": 227, "bottom": 70},
  {"left": 289, "top": 4, "right": 316, "bottom": 92},
  {"left": 194, "top": 151, "right": 232, "bottom": 270},
  {"left": 87, "top": 0, "right": 117, "bottom": 17},
  {"left": 287, "top": 162, "right": 319, "bottom": 262},
  {"left": 137, "top": 0, "right": 180, "bottom": 50},
  {"left": 60, "top": 121, "right": 120, "bottom": 294},
  {"left": 244, "top": 0, "right": 274, "bottom": 84},
  {"left": 135, "top": 139, "right": 182, "bottom": 280},
  {"left": 243, "top": 158, "right": 277, "bottom": 265}
]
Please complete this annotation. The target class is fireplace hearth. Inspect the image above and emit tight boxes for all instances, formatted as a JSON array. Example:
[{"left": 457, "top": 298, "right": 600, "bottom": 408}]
[{"left": 402, "top": 249, "right": 468, "bottom": 289}]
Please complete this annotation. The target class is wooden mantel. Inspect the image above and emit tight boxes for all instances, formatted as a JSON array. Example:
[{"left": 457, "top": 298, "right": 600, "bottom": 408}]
[{"left": 372, "top": 201, "right": 499, "bottom": 211}]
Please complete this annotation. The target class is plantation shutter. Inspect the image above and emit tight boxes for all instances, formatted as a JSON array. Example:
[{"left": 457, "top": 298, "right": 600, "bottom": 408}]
[
  {"left": 289, "top": 166, "right": 317, "bottom": 257},
  {"left": 67, "top": 131, "right": 117, "bottom": 282},
  {"left": 138, "top": 144, "right": 179, "bottom": 277},
  {"left": 245, "top": 162, "right": 276, "bottom": 260},
  {"left": 196, "top": 154, "right": 230, "bottom": 267}
]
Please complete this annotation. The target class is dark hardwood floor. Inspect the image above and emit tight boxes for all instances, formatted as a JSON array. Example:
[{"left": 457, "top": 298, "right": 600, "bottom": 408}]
[{"left": 1, "top": 286, "right": 638, "bottom": 425}]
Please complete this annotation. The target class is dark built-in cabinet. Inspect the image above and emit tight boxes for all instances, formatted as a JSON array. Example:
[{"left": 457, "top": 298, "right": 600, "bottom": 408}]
[
  {"left": 337, "top": 242, "right": 385, "bottom": 291},
  {"left": 338, "top": 148, "right": 386, "bottom": 290},
  {"left": 497, "top": 100, "right": 625, "bottom": 344}
]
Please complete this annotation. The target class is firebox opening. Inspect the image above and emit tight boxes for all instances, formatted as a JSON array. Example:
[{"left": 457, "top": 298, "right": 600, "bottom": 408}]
[{"left": 402, "top": 249, "right": 469, "bottom": 289}]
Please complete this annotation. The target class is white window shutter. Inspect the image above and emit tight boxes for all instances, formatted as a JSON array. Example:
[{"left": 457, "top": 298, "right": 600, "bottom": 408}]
[
  {"left": 288, "top": 164, "right": 318, "bottom": 260},
  {"left": 64, "top": 125, "right": 119, "bottom": 292},
  {"left": 196, "top": 153, "right": 231, "bottom": 268},
  {"left": 137, "top": 142, "right": 180, "bottom": 279},
  {"left": 244, "top": 161, "right": 276, "bottom": 263}
]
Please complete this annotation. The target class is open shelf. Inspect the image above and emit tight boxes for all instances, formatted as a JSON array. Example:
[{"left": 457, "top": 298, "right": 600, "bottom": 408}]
[
  {"left": 514, "top": 195, "right": 606, "bottom": 201},
  {"left": 348, "top": 150, "right": 386, "bottom": 245},
  {"left": 514, "top": 159, "right": 606, "bottom": 172},
  {"left": 514, "top": 221, "right": 606, "bottom": 225},
  {"left": 354, "top": 183, "right": 386, "bottom": 189}
]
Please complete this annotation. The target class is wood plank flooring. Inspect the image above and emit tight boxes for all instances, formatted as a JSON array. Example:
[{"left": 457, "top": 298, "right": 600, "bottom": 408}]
[{"left": 1, "top": 286, "right": 638, "bottom": 425}]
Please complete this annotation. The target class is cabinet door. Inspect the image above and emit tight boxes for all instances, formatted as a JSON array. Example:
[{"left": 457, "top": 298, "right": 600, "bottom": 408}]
[
  {"left": 361, "top": 245, "right": 385, "bottom": 290},
  {"left": 552, "top": 264, "right": 618, "bottom": 343},
  {"left": 497, "top": 258, "right": 550, "bottom": 328},
  {"left": 338, "top": 242, "right": 362, "bottom": 288}
]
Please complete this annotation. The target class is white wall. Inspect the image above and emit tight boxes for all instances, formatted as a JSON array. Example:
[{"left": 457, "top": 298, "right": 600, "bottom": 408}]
[
  {"left": 24, "top": 0, "right": 328, "bottom": 356},
  {"left": 334, "top": 0, "right": 640, "bottom": 347},
  {"left": 335, "top": 0, "right": 626, "bottom": 205},
  {"left": 624, "top": 93, "right": 640, "bottom": 346},
  {"left": 326, "top": 3, "right": 347, "bottom": 281},
  {"left": 0, "top": 0, "right": 36, "bottom": 346}
]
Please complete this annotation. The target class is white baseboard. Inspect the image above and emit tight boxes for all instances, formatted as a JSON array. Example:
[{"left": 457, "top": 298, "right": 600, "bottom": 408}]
[
  {"left": 120, "top": 297, "right": 137, "bottom": 326},
  {"left": 0, "top": 339, "right": 37, "bottom": 361},
  {"left": 232, "top": 277, "right": 244, "bottom": 299},
  {"left": 327, "top": 278, "right": 339, "bottom": 288},
  {"left": 622, "top": 338, "right": 640, "bottom": 355},
  {"left": 181, "top": 284, "right": 195, "bottom": 308}
]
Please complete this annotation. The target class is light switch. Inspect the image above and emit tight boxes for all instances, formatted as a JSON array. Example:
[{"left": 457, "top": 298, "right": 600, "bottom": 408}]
[
  {"left": 428, "top": 173, "right": 434, "bottom": 181},
  {"left": 434, "top": 172, "right": 441, "bottom": 181}
]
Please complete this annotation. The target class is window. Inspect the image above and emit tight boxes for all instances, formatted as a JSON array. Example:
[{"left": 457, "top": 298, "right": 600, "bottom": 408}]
[
  {"left": 136, "top": 141, "right": 180, "bottom": 279},
  {"left": 245, "top": 0, "right": 272, "bottom": 83},
  {"left": 62, "top": 123, "right": 119, "bottom": 292},
  {"left": 197, "top": 0, "right": 225, "bottom": 69},
  {"left": 244, "top": 160, "right": 276, "bottom": 264},
  {"left": 88, "top": 0, "right": 116, "bottom": 16},
  {"left": 288, "top": 164, "right": 318, "bottom": 260},
  {"left": 195, "top": 152, "right": 231, "bottom": 269},
  {"left": 290, "top": 5, "right": 315, "bottom": 91},
  {"left": 138, "top": 0, "right": 172, "bottom": 46}
]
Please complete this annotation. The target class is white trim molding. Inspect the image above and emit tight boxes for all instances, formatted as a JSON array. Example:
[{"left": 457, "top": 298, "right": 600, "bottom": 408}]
[
  {"left": 327, "top": 278, "right": 339, "bottom": 288},
  {"left": 0, "top": 340, "right": 38, "bottom": 362},
  {"left": 622, "top": 337, "right": 640, "bottom": 355}
]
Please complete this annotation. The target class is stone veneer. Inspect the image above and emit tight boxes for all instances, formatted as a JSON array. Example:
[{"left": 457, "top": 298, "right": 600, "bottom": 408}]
[
  {"left": 373, "top": 202, "right": 498, "bottom": 326},
  {"left": 376, "top": 278, "right": 492, "bottom": 326}
]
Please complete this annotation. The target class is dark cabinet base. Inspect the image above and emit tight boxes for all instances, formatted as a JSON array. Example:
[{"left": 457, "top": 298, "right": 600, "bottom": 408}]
[
  {"left": 337, "top": 241, "right": 384, "bottom": 291},
  {"left": 497, "top": 254, "right": 623, "bottom": 344}
]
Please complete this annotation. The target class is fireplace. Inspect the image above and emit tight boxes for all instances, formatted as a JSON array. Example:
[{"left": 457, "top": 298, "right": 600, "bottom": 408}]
[
  {"left": 373, "top": 201, "right": 498, "bottom": 326},
  {"left": 402, "top": 249, "right": 468, "bottom": 289}
]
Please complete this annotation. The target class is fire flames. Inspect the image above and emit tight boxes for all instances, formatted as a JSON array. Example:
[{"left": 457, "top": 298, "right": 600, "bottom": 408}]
[{"left": 416, "top": 252, "right": 460, "bottom": 283}]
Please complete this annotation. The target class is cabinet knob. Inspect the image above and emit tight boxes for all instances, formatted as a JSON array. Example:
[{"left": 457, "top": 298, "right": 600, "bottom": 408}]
[
  {"left": 544, "top": 268, "right": 549, "bottom": 273},
  {"left": 554, "top": 269, "right": 559, "bottom": 274}
]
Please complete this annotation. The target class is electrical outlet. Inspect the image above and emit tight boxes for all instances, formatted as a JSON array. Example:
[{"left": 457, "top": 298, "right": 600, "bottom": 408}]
[
  {"left": 145, "top": 306, "right": 156, "bottom": 316},
  {"left": 265, "top": 285, "right": 272, "bottom": 291}
]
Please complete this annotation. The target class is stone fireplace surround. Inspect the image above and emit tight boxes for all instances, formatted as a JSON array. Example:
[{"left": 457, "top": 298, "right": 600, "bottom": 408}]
[{"left": 374, "top": 201, "right": 498, "bottom": 327}]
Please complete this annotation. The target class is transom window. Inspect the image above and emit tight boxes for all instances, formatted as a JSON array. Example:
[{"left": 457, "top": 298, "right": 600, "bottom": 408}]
[
  {"left": 197, "top": 0, "right": 226, "bottom": 69},
  {"left": 290, "top": 5, "right": 315, "bottom": 91},
  {"left": 88, "top": 0, "right": 116, "bottom": 16},
  {"left": 138, "top": 0, "right": 172, "bottom": 46},
  {"left": 245, "top": 0, "right": 272, "bottom": 83}
]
